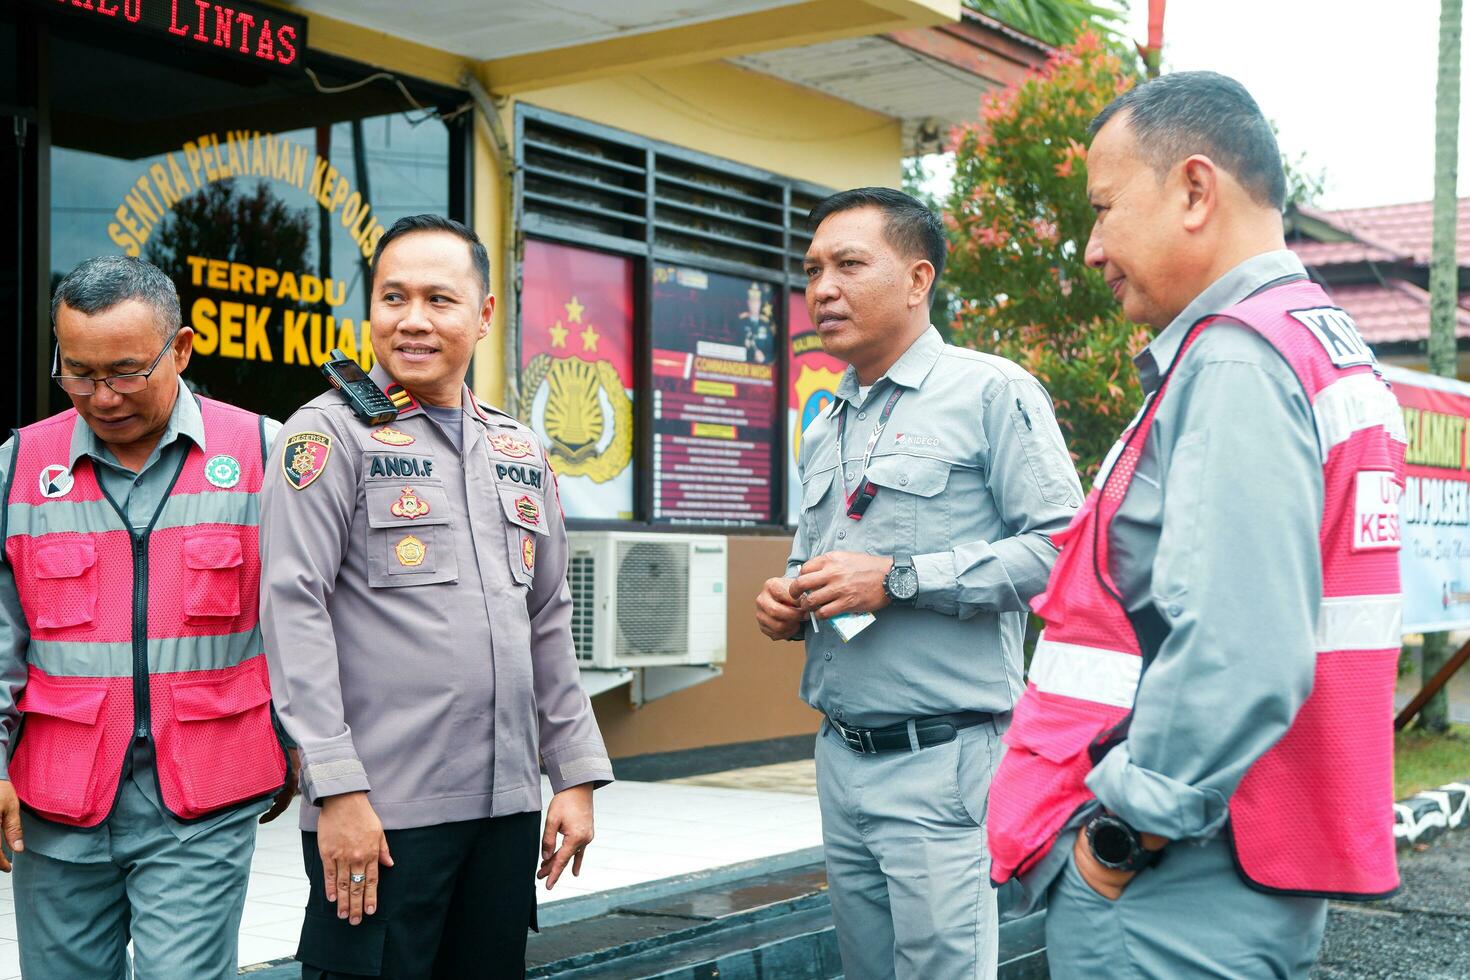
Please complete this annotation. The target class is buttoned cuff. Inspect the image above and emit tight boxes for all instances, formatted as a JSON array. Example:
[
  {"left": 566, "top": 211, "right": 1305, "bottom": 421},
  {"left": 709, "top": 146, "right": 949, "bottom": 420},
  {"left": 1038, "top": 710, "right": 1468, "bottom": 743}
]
[
  {"left": 542, "top": 740, "right": 614, "bottom": 794},
  {"left": 1085, "top": 745, "right": 1230, "bottom": 842},
  {"left": 912, "top": 551, "right": 960, "bottom": 615},
  {"left": 300, "top": 755, "right": 371, "bottom": 805}
]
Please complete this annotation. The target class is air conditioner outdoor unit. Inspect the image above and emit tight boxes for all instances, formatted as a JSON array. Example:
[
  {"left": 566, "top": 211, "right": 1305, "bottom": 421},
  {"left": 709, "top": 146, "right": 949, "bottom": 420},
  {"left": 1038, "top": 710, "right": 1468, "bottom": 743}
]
[{"left": 566, "top": 531, "right": 728, "bottom": 670}]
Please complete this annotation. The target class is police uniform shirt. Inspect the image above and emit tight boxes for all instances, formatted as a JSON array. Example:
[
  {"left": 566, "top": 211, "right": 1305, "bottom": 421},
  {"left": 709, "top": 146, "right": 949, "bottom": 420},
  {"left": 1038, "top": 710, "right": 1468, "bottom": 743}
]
[
  {"left": 260, "top": 365, "right": 613, "bottom": 831},
  {"left": 0, "top": 378, "right": 280, "bottom": 861},
  {"left": 789, "top": 326, "right": 1083, "bottom": 727}
]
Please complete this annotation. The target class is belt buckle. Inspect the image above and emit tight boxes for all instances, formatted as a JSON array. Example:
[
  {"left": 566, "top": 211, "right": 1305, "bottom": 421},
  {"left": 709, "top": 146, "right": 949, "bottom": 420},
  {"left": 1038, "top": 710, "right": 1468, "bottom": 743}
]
[{"left": 835, "top": 719, "right": 875, "bottom": 754}]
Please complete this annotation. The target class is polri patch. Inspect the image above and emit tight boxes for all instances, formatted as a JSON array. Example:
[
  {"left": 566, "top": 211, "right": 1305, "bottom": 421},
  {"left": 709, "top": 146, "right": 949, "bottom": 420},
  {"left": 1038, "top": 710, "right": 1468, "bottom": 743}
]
[
  {"left": 1353, "top": 471, "right": 1401, "bottom": 551},
  {"left": 39, "top": 464, "right": 74, "bottom": 499},
  {"left": 283, "top": 433, "right": 332, "bottom": 490},
  {"left": 371, "top": 426, "right": 415, "bottom": 446},
  {"left": 205, "top": 454, "right": 241, "bottom": 489},
  {"left": 515, "top": 494, "right": 541, "bottom": 527},
  {"left": 488, "top": 432, "right": 536, "bottom": 459},
  {"left": 1290, "top": 307, "right": 1374, "bottom": 369},
  {"left": 494, "top": 462, "right": 542, "bottom": 489}
]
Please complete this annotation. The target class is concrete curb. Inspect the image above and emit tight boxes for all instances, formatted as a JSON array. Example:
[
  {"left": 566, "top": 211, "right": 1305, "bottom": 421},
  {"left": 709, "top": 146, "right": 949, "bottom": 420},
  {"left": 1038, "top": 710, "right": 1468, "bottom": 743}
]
[{"left": 1394, "top": 780, "right": 1470, "bottom": 848}]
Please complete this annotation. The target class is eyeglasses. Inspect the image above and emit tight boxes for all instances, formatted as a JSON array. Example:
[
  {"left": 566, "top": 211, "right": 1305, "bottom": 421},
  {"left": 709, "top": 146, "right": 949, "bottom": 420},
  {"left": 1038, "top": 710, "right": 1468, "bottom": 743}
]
[{"left": 52, "top": 328, "right": 181, "bottom": 396}]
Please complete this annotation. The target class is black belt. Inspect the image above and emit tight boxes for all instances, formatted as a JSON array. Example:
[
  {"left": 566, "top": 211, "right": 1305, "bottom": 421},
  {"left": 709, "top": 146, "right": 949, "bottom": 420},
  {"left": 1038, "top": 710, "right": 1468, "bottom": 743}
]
[{"left": 827, "top": 711, "right": 994, "bottom": 755}]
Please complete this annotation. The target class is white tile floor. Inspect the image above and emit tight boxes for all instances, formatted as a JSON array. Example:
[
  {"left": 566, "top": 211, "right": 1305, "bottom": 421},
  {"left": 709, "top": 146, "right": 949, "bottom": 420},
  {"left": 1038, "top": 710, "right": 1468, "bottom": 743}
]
[{"left": 0, "top": 779, "right": 822, "bottom": 976}]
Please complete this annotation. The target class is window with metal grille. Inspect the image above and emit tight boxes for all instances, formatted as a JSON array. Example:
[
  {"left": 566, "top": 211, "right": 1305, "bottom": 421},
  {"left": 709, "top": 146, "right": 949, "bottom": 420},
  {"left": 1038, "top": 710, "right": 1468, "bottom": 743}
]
[{"left": 517, "top": 105, "right": 827, "bottom": 278}]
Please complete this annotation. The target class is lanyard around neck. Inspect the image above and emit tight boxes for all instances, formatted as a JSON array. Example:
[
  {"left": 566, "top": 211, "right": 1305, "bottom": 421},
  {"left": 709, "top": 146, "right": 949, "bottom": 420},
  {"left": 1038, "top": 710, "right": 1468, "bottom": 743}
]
[{"left": 837, "top": 385, "right": 904, "bottom": 520}]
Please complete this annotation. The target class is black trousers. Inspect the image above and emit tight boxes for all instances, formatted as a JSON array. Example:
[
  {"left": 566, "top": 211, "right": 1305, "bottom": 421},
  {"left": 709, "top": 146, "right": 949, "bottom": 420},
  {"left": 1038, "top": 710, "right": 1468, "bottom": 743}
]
[{"left": 297, "top": 810, "right": 540, "bottom": 979}]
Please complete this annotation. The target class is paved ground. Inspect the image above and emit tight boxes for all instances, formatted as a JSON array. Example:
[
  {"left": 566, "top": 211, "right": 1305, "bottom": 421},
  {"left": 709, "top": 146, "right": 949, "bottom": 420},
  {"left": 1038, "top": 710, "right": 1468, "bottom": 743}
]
[
  {"left": 0, "top": 778, "right": 824, "bottom": 978},
  {"left": 668, "top": 758, "right": 818, "bottom": 795},
  {"left": 1315, "top": 830, "right": 1470, "bottom": 979}
]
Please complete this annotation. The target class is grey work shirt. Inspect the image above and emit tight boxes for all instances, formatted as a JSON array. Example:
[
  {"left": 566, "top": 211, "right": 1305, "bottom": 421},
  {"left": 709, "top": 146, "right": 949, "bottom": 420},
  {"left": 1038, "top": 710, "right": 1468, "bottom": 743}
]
[
  {"left": 789, "top": 327, "right": 1083, "bottom": 727},
  {"left": 1082, "top": 249, "right": 1325, "bottom": 844},
  {"left": 260, "top": 365, "right": 612, "bottom": 831},
  {"left": 0, "top": 378, "right": 280, "bottom": 861}
]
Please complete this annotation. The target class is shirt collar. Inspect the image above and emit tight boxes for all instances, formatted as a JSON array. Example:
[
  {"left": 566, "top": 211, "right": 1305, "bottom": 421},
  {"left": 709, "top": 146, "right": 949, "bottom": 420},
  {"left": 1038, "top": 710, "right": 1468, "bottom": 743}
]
[
  {"left": 69, "top": 375, "right": 203, "bottom": 470},
  {"left": 1134, "top": 249, "right": 1307, "bottom": 393},
  {"left": 830, "top": 326, "right": 944, "bottom": 413}
]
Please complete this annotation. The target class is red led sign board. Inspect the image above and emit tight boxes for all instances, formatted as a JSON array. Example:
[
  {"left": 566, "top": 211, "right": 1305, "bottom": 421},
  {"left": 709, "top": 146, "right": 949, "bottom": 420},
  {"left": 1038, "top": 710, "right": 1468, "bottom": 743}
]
[{"left": 32, "top": 0, "right": 307, "bottom": 70}]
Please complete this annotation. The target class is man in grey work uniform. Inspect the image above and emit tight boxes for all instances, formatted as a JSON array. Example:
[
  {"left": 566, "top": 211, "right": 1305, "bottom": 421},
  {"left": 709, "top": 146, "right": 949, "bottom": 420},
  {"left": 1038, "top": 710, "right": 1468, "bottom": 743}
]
[
  {"left": 261, "top": 215, "right": 613, "bottom": 978},
  {"left": 755, "top": 188, "right": 1082, "bottom": 979},
  {"left": 1020, "top": 73, "right": 1371, "bottom": 977},
  {"left": 0, "top": 256, "right": 294, "bottom": 978}
]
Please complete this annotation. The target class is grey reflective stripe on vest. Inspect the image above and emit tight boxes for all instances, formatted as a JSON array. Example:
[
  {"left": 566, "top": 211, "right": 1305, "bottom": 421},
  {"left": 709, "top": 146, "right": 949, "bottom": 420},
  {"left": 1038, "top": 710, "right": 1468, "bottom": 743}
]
[
  {"left": 6, "top": 490, "right": 260, "bottom": 538},
  {"left": 28, "top": 628, "right": 263, "bottom": 678}
]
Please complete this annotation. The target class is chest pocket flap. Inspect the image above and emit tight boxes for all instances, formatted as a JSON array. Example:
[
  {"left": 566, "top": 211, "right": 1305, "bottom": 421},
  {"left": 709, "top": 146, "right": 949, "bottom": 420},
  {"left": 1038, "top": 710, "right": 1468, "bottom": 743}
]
[
  {"left": 801, "top": 466, "right": 836, "bottom": 510},
  {"left": 497, "top": 487, "right": 550, "bottom": 535},
  {"left": 365, "top": 482, "right": 453, "bottom": 528},
  {"left": 863, "top": 455, "right": 952, "bottom": 498}
]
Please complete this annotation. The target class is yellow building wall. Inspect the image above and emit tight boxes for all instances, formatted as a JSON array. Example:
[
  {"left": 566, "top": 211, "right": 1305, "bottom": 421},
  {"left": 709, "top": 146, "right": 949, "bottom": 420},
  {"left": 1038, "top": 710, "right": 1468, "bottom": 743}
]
[
  {"left": 518, "top": 61, "right": 901, "bottom": 194},
  {"left": 297, "top": 12, "right": 901, "bottom": 409},
  {"left": 474, "top": 61, "right": 901, "bottom": 405}
]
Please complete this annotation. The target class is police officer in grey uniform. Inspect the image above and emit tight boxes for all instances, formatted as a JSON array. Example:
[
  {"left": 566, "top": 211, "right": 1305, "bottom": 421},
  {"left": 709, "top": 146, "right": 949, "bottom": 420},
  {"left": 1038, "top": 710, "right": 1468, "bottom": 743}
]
[
  {"left": 756, "top": 188, "right": 1082, "bottom": 979},
  {"left": 261, "top": 215, "right": 613, "bottom": 978}
]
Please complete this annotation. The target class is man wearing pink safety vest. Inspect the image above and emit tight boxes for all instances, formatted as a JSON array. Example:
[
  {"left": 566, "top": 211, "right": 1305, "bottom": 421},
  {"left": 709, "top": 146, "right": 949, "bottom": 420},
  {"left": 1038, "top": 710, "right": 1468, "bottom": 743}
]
[
  {"left": 986, "top": 73, "right": 1405, "bottom": 977},
  {"left": 0, "top": 256, "right": 293, "bottom": 978}
]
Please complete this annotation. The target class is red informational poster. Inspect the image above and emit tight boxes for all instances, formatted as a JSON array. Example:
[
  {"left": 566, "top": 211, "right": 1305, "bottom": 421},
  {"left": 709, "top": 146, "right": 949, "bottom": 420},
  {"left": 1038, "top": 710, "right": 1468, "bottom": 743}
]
[
  {"left": 518, "top": 240, "right": 636, "bottom": 520},
  {"left": 651, "top": 264, "right": 778, "bottom": 525},
  {"left": 785, "top": 290, "right": 845, "bottom": 524}
]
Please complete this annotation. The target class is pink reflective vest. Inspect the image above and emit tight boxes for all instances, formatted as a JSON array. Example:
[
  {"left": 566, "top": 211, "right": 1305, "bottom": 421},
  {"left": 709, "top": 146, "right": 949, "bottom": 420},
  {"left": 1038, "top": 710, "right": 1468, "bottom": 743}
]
[
  {"left": 988, "top": 279, "right": 1405, "bottom": 899},
  {"left": 3, "top": 397, "right": 286, "bottom": 827}
]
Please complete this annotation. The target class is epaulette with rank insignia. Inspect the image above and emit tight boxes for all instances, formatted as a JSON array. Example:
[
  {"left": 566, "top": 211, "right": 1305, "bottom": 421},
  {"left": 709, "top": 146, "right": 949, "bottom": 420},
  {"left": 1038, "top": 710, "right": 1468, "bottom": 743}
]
[{"left": 385, "top": 383, "right": 417, "bottom": 413}]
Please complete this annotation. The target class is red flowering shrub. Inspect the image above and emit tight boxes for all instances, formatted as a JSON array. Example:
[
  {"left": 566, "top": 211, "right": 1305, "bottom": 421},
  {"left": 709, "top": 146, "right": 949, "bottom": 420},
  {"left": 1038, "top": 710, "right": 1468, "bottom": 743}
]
[{"left": 946, "top": 32, "right": 1149, "bottom": 483}]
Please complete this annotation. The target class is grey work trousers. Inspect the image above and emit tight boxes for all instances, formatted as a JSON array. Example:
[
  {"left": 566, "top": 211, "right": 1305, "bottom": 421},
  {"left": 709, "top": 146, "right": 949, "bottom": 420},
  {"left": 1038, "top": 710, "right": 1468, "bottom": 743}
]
[
  {"left": 13, "top": 778, "right": 258, "bottom": 980},
  {"left": 1046, "top": 830, "right": 1328, "bottom": 979},
  {"left": 815, "top": 719, "right": 1000, "bottom": 980}
]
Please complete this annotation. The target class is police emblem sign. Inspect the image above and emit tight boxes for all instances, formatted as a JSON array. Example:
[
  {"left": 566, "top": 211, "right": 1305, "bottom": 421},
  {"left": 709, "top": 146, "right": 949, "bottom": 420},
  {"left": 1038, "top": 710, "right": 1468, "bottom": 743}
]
[{"left": 518, "top": 240, "right": 635, "bottom": 520}]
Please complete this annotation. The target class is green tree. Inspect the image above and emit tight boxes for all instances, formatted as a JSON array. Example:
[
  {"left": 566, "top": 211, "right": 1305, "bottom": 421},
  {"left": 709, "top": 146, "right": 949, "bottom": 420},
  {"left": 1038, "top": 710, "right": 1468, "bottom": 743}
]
[
  {"left": 945, "top": 32, "right": 1148, "bottom": 483},
  {"left": 1419, "top": 0, "right": 1463, "bottom": 734},
  {"left": 965, "top": 0, "right": 1124, "bottom": 47}
]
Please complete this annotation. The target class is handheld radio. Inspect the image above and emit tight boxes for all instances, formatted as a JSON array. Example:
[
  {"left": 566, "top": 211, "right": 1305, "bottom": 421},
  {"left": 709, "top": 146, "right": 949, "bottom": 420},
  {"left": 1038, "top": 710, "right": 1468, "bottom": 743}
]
[{"left": 321, "top": 349, "right": 399, "bottom": 425}]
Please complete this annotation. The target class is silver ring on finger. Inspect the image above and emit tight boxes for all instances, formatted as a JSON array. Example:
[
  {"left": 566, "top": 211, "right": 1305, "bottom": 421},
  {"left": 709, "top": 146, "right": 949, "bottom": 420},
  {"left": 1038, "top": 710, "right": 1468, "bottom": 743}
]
[{"left": 350, "top": 872, "right": 367, "bottom": 884}]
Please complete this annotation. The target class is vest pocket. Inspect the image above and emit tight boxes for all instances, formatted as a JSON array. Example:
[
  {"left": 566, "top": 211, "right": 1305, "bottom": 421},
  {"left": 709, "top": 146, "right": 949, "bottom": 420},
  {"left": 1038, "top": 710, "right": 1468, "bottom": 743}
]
[
  {"left": 182, "top": 532, "right": 243, "bottom": 621},
  {"left": 991, "top": 689, "right": 1112, "bottom": 868},
  {"left": 11, "top": 671, "right": 108, "bottom": 821},
  {"left": 156, "top": 657, "right": 285, "bottom": 820},
  {"left": 31, "top": 537, "right": 97, "bottom": 630}
]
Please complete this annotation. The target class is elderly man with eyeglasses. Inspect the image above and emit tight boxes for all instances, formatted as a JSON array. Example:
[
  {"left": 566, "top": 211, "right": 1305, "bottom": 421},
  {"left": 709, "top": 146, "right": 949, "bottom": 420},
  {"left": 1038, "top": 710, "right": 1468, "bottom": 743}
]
[{"left": 0, "top": 255, "right": 295, "bottom": 979}]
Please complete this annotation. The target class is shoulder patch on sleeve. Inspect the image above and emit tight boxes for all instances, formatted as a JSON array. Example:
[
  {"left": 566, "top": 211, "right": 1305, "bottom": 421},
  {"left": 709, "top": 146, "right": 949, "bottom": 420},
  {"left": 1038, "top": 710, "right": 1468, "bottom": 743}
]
[{"left": 282, "top": 432, "right": 332, "bottom": 490}]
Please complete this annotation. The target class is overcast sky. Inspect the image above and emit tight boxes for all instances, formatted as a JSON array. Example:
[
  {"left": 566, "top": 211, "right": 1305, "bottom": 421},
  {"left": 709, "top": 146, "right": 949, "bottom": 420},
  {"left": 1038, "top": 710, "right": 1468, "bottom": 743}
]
[{"left": 1121, "top": 1, "right": 1468, "bottom": 210}]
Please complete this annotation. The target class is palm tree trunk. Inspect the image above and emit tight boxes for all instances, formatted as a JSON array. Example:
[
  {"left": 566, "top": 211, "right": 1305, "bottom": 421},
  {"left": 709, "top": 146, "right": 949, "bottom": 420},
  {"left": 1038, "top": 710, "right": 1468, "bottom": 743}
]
[{"left": 1421, "top": 0, "right": 1462, "bottom": 733}]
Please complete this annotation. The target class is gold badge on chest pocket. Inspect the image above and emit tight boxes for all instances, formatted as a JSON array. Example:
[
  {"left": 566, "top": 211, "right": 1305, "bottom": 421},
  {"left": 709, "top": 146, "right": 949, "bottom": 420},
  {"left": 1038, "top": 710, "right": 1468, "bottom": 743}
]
[{"left": 395, "top": 535, "right": 427, "bottom": 567}]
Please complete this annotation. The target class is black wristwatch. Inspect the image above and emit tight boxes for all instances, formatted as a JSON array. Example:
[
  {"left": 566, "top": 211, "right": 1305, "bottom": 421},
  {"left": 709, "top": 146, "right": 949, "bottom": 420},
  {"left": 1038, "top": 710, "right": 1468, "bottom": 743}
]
[
  {"left": 883, "top": 555, "right": 918, "bottom": 604},
  {"left": 1084, "top": 813, "right": 1158, "bottom": 872}
]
